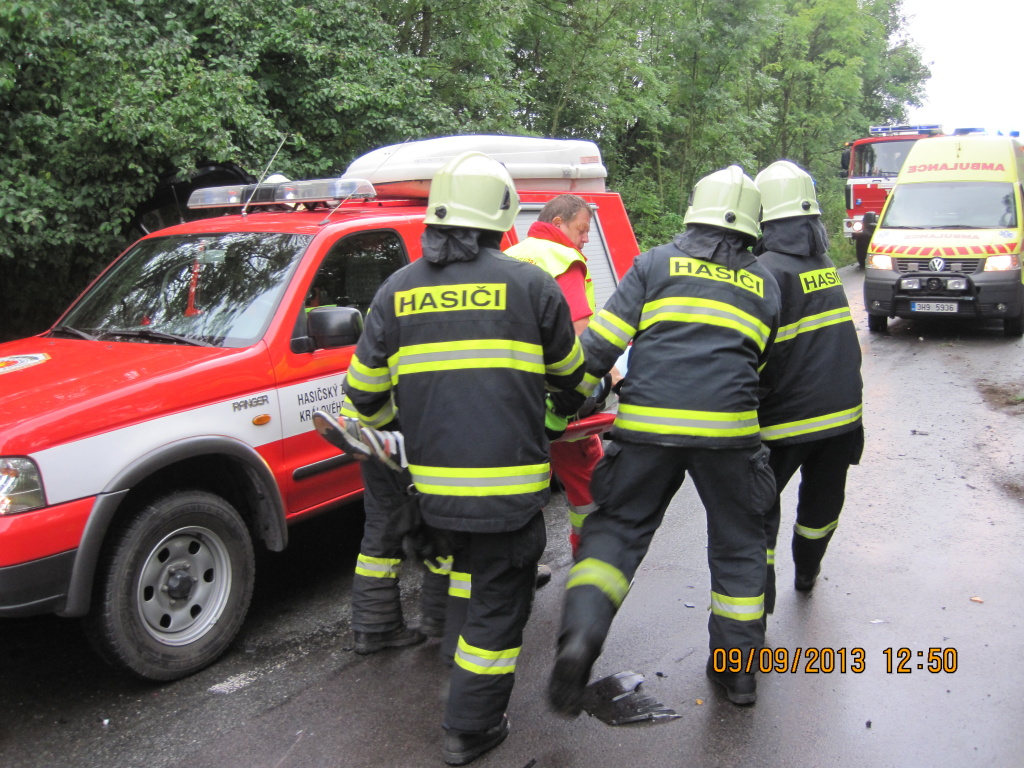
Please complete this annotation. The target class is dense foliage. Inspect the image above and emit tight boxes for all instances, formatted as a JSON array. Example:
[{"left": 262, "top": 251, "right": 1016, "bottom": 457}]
[{"left": 0, "top": 0, "right": 926, "bottom": 338}]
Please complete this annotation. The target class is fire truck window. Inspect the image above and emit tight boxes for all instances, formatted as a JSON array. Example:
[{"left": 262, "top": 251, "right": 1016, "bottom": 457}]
[{"left": 304, "top": 230, "right": 408, "bottom": 318}]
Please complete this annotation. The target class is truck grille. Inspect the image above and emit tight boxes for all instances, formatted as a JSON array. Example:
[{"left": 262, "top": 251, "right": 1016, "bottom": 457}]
[{"left": 894, "top": 257, "right": 981, "bottom": 274}]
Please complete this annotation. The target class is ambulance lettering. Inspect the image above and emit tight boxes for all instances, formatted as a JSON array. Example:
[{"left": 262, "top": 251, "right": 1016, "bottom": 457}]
[
  {"left": 395, "top": 284, "right": 507, "bottom": 316},
  {"left": 799, "top": 268, "right": 842, "bottom": 293},
  {"left": 907, "top": 162, "right": 1006, "bottom": 174},
  {"left": 669, "top": 257, "right": 764, "bottom": 297}
]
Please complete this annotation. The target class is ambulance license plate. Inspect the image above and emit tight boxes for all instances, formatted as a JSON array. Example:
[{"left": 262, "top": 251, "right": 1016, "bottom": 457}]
[{"left": 911, "top": 302, "right": 957, "bottom": 313}]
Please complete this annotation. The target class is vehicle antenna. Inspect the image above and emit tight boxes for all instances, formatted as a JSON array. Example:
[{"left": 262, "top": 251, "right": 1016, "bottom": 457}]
[
  {"left": 241, "top": 134, "right": 290, "bottom": 217},
  {"left": 318, "top": 138, "right": 413, "bottom": 227}
]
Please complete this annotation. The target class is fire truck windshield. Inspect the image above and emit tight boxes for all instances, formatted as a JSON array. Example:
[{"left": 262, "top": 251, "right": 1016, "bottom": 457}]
[
  {"left": 59, "top": 232, "right": 312, "bottom": 348},
  {"left": 854, "top": 140, "right": 916, "bottom": 178},
  {"left": 880, "top": 182, "right": 1017, "bottom": 230}
]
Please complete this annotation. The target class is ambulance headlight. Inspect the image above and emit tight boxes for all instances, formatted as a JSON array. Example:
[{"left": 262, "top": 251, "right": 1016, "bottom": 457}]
[
  {"left": 0, "top": 458, "right": 46, "bottom": 515},
  {"left": 900, "top": 278, "right": 921, "bottom": 290},
  {"left": 946, "top": 277, "right": 967, "bottom": 290},
  {"left": 984, "top": 254, "right": 1020, "bottom": 272},
  {"left": 867, "top": 253, "right": 892, "bottom": 270}
]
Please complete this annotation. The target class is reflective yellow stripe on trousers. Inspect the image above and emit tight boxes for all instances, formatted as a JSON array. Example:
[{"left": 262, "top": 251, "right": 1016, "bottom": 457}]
[
  {"left": 409, "top": 463, "right": 550, "bottom": 497},
  {"left": 449, "top": 571, "right": 471, "bottom": 599},
  {"left": 454, "top": 636, "right": 519, "bottom": 675},
  {"left": 710, "top": 591, "right": 765, "bottom": 621},
  {"left": 794, "top": 520, "right": 839, "bottom": 540},
  {"left": 355, "top": 555, "right": 401, "bottom": 579},
  {"left": 566, "top": 558, "right": 631, "bottom": 608}
]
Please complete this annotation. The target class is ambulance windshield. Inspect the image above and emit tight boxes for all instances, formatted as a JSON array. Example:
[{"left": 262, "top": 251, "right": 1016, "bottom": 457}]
[
  {"left": 880, "top": 182, "right": 1017, "bottom": 230},
  {"left": 60, "top": 232, "right": 312, "bottom": 348},
  {"left": 853, "top": 140, "right": 916, "bottom": 177}
]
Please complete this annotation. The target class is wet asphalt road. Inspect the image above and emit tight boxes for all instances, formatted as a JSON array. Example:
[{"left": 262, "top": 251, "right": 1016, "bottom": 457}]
[{"left": 2, "top": 266, "right": 1023, "bottom": 768}]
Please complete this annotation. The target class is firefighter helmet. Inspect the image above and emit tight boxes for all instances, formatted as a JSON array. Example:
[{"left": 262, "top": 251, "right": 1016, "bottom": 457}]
[
  {"left": 683, "top": 165, "right": 760, "bottom": 239},
  {"left": 423, "top": 151, "right": 520, "bottom": 232},
  {"left": 755, "top": 160, "right": 821, "bottom": 221}
]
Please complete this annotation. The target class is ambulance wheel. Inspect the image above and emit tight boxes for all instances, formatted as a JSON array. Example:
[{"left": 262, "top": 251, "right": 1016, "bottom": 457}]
[
  {"left": 84, "top": 491, "right": 255, "bottom": 681},
  {"left": 867, "top": 314, "right": 887, "bottom": 333},
  {"left": 1005, "top": 312, "right": 1023, "bottom": 338},
  {"left": 855, "top": 238, "right": 868, "bottom": 269}
]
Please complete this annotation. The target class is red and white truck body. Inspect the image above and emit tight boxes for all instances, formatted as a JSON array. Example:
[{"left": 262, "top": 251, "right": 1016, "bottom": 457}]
[{"left": 0, "top": 136, "right": 639, "bottom": 680}]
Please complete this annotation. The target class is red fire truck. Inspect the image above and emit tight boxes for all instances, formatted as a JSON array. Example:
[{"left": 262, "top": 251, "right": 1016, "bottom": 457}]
[
  {"left": 840, "top": 125, "right": 944, "bottom": 267},
  {"left": 0, "top": 135, "right": 639, "bottom": 681}
]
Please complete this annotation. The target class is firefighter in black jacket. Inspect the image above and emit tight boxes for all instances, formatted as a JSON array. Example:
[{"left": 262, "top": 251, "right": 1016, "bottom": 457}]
[
  {"left": 547, "top": 166, "right": 781, "bottom": 710},
  {"left": 753, "top": 160, "right": 864, "bottom": 606},
  {"left": 343, "top": 151, "right": 585, "bottom": 766}
]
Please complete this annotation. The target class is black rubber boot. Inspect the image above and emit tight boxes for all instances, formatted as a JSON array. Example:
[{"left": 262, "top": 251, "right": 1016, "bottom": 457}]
[
  {"left": 353, "top": 626, "right": 424, "bottom": 655},
  {"left": 706, "top": 656, "right": 757, "bottom": 705},
  {"left": 442, "top": 715, "right": 510, "bottom": 765}
]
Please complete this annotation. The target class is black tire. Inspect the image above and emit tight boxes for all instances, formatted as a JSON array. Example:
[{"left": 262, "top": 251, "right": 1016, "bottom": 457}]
[
  {"left": 867, "top": 314, "right": 887, "bottom": 333},
  {"left": 855, "top": 237, "right": 869, "bottom": 269},
  {"left": 84, "top": 491, "right": 255, "bottom": 681},
  {"left": 1005, "top": 312, "right": 1024, "bottom": 338}
]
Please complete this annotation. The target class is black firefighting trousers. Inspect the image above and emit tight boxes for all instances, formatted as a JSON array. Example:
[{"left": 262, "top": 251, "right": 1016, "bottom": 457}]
[
  {"left": 763, "top": 425, "right": 864, "bottom": 612},
  {"left": 559, "top": 440, "right": 773, "bottom": 659},
  {"left": 351, "top": 459, "right": 449, "bottom": 634},
  {"left": 441, "top": 511, "right": 546, "bottom": 734}
]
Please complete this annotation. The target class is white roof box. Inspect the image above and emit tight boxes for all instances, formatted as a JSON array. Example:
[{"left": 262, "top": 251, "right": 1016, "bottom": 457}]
[{"left": 342, "top": 135, "right": 607, "bottom": 197}]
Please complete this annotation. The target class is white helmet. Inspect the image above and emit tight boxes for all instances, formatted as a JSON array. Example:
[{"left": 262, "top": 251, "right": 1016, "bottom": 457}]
[
  {"left": 683, "top": 165, "right": 760, "bottom": 239},
  {"left": 424, "top": 152, "right": 520, "bottom": 232},
  {"left": 755, "top": 160, "right": 821, "bottom": 221}
]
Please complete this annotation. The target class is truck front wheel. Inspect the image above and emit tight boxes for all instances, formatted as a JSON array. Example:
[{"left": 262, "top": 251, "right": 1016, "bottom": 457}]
[
  {"left": 855, "top": 237, "right": 869, "bottom": 269},
  {"left": 867, "top": 314, "right": 888, "bottom": 333},
  {"left": 84, "top": 491, "right": 255, "bottom": 681}
]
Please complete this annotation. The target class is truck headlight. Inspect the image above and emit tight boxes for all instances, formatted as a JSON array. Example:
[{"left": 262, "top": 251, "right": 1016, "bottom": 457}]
[
  {"left": 0, "top": 458, "right": 47, "bottom": 515},
  {"left": 984, "top": 254, "right": 1020, "bottom": 272},
  {"left": 852, "top": 221, "right": 864, "bottom": 233},
  {"left": 867, "top": 253, "right": 892, "bottom": 270},
  {"left": 900, "top": 278, "right": 921, "bottom": 290}
]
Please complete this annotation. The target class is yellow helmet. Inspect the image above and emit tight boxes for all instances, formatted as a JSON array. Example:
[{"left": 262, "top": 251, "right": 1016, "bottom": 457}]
[
  {"left": 423, "top": 151, "right": 520, "bottom": 232},
  {"left": 683, "top": 165, "right": 760, "bottom": 239},
  {"left": 755, "top": 160, "right": 821, "bottom": 221}
]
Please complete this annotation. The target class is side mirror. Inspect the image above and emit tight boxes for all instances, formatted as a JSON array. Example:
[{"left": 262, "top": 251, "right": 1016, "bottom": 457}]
[
  {"left": 862, "top": 211, "right": 879, "bottom": 234},
  {"left": 305, "top": 306, "right": 363, "bottom": 349},
  {"left": 838, "top": 148, "right": 851, "bottom": 178}
]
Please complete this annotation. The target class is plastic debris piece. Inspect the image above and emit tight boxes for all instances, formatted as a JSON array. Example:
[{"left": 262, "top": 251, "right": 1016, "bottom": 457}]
[
  {"left": 684, "top": 603, "right": 696, "bottom": 608},
  {"left": 696, "top": 699, "right": 703, "bottom": 706},
  {"left": 866, "top": 720, "right": 872, "bottom": 729},
  {"left": 582, "top": 671, "right": 680, "bottom": 725},
  {"left": 870, "top": 619, "right": 885, "bottom": 624},
  {"left": 970, "top": 596, "right": 984, "bottom": 603}
]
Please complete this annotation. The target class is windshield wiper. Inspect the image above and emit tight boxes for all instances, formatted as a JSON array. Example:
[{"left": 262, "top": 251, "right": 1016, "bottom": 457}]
[
  {"left": 49, "top": 325, "right": 97, "bottom": 341},
  {"left": 100, "top": 329, "right": 213, "bottom": 347}
]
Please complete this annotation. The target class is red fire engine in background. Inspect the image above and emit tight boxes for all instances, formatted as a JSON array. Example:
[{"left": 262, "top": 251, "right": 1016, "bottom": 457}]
[{"left": 839, "top": 125, "right": 944, "bottom": 267}]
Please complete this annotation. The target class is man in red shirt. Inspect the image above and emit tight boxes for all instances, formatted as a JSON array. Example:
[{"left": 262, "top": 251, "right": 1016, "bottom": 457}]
[{"left": 506, "top": 195, "right": 611, "bottom": 557}]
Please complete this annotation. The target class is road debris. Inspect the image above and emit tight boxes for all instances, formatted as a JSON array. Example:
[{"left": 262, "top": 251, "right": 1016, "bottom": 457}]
[{"left": 582, "top": 671, "right": 680, "bottom": 725}]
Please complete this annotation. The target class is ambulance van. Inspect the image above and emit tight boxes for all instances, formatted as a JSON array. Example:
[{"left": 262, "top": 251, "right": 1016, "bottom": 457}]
[{"left": 863, "top": 135, "right": 1024, "bottom": 336}]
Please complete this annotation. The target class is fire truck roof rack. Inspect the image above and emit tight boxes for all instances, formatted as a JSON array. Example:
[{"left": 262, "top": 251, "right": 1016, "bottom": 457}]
[
  {"left": 342, "top": 135, "right": 608, "bottom": 197},
  {"left": 868, "top": 125, "right": 943, "bottom": 136}
]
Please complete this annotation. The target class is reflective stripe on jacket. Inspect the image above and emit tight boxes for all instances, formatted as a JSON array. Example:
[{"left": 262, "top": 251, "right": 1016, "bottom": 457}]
[
  {"left": 344, "top": 243, "right": 584, "bottom": 533},
  {"left": 755, "top": 219, "right": 863, "bottom": 446},
  {"left": 580, "top": 227, "right": 781, "bottom": 448}
]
